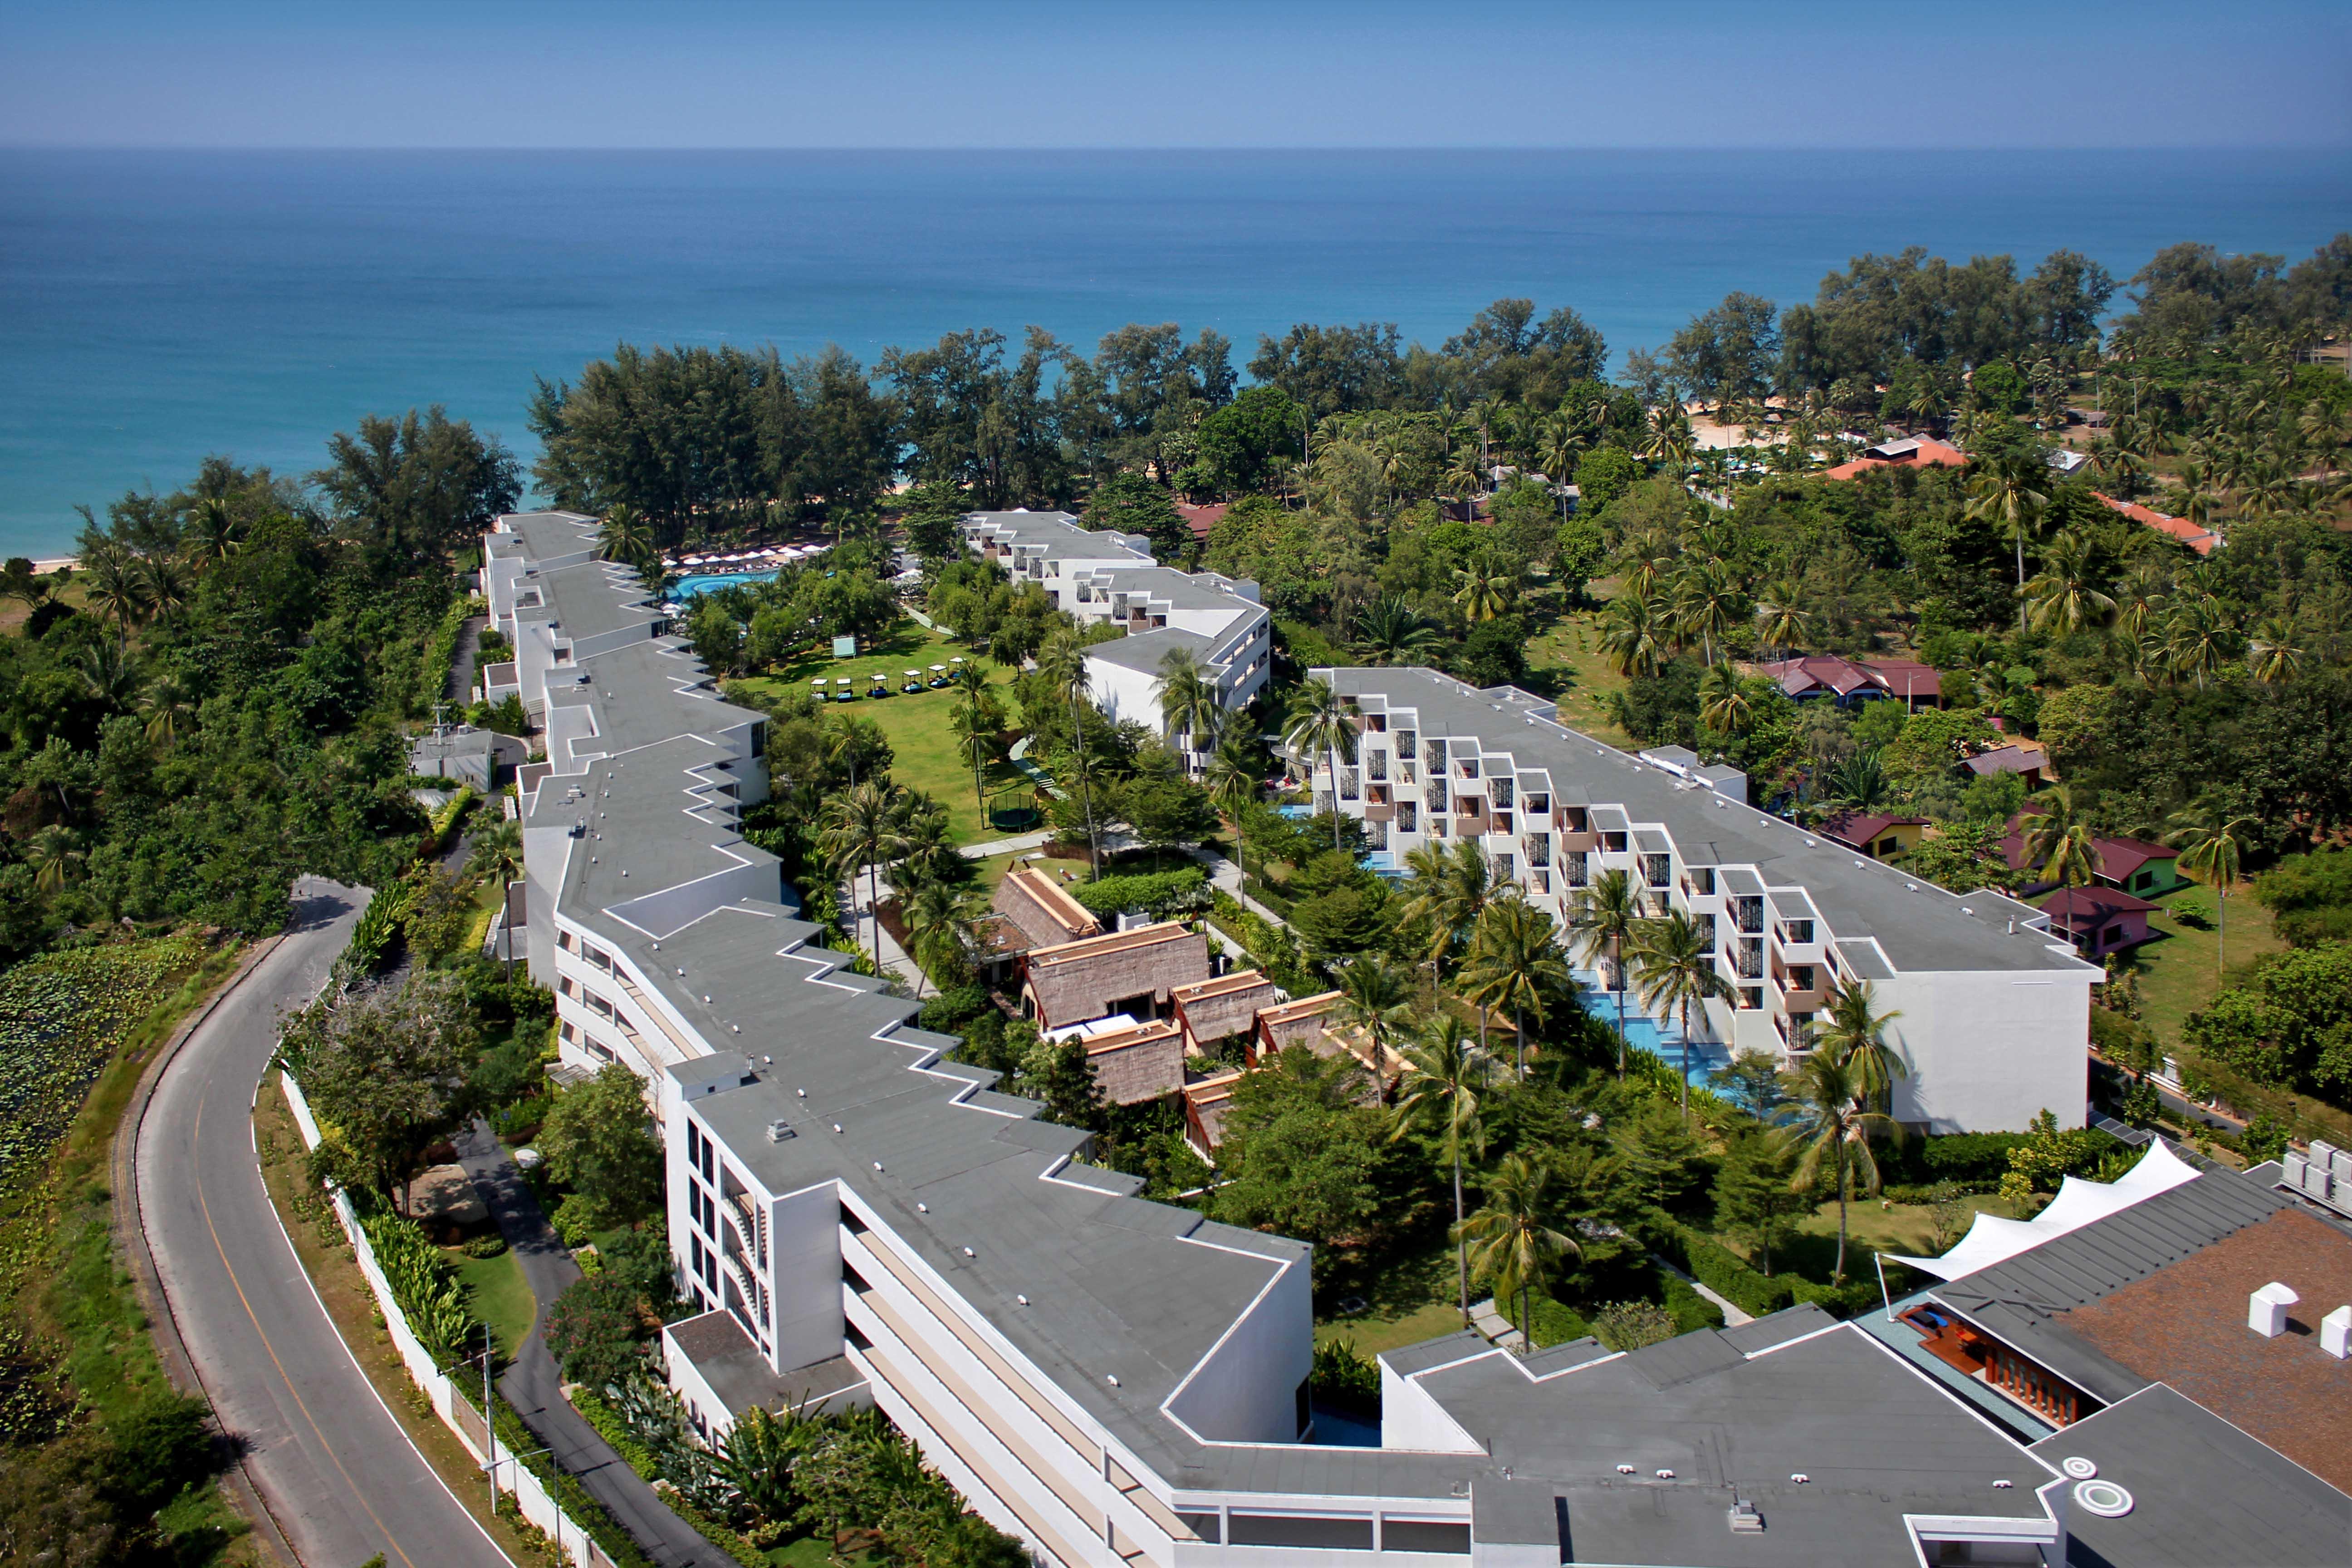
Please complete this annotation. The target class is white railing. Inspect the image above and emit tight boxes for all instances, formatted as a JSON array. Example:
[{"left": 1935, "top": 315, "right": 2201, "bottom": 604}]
[{"left": 280, "top": 1072, "right": 621, "bottom": 1568}]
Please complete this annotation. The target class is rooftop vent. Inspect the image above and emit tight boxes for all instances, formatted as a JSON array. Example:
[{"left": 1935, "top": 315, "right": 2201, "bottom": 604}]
[
  {"left": 962, "top": 1246, "right": 976, "bottom": 1258},
  {"left": 2321, "top": 1305, "right": 2349, "bottom": 1359},
  {"left": 1615, "top": 1465, "right": 1635, "bottom": 1475},
  {"left": 765, "top": 1120, "right": 794, "bottom": 1143},
  {"left": 1727, "top": 1499, "right": 1764, "bottom": 1534},
  {"left": 2250, "top": 1281, "right": 2299, "bottom": 1337}
]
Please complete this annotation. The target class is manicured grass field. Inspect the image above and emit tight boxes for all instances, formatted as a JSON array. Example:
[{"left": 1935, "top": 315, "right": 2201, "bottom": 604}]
[
  {"left": 731, "top": 621, "right": 1038, "bottom": 847},
  {"left": 1522, "top": 600, "right": 1637, "bottom": 748},
  {"left": 452, "top": 1245, "right": 537, "bottom": 1358}
]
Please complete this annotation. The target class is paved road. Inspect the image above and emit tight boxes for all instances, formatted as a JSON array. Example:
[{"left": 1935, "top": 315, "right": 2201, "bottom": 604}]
[
  {"left": 137, "top": 877, "right": 514, "bottom": 1568},
  {"left": 456, "top": 1121, "right": 729, "bottom": 1567}
]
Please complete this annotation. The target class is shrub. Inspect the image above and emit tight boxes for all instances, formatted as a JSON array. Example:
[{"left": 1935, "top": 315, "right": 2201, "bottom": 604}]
[
  {"left": 1497, "top": 1290, "right": 1595, "bottom": 1348},
  {"left": 1592, "top": 1300, "right": 1677, "bottom": 1352},
  {"left": 544, "top": 1274, "right": 647, "bottom": 1390},
  {"left": 1665, "top": 1224, "right": 1795, "bottom": 1317},
  {"left": 1073, "top": 866, "right": 1210, "bottom": 920},
  {"left": 1310, "top": 1338, "right": 1381, "bottom": 1419},
  {"left": 462, "top": 1234, "right": 508, "bottom": 1259},
  {"left": 918, "top": 985, "right": 995, "bottom": 1033},
  {"left": 1657, "top": 1269, "right": 1725, "bottom": 1335}
]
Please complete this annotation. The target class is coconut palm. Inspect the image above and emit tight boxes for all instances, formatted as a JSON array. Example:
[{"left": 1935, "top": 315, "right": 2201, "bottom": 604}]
[
  {"left": 1964, "top": 454, "right": 2050, "bottom": 635},
  {"left": 1597, "top": 593, "right": 1668, "bottom": 680},
  {"left": 1283, "top": 677, "right": 1357, "bottom": 854},
  {"left": 1036, "top": 629, "right": 1103, "bottom": 867},
  {"left": 1565, "top": 868, "right": 1643, "bottom": 1077},
  {"left": 2109, "top": 559, "right": 2171, "bottom": 643},
  {"left": 1455, "top": 1153, "right": 1577, "bottom": 1354},
  {"left": 948, "top": 686, "right": 1004, "bottom": 809},
  {"left": 76, "top": 639, "right": 142, "bottom": 712},
  {"left": 1823, "top": 750, "right": 1890, "bottom": 815},
  {"left": 901, "top": 879, "right": 978, "bottom": 999},
  {"left": 1806, "top": 977, "right": 1907, "bottom": 1107},
  {"left": 1697, "top": 662, "right": 1753, "bottom": 736},
  {"left": 469, "top": 818, "right": 526, "bottom": 975},
  {"left": 1354, "top": 595, "right": 1445, "bottom": 666},
  {"left": 2163, "top": 593, "right": 2236, "bottom": 690},
  {"left": 1154, "top": 646, "right": 1223, "bottom": 767},
  {"left": 139, "top": 672, "right": 195, "bottom": 750},
  {"left": 1671, "top": 559, "right": 1747, "bottom": 666},
  {"left": 1460, "top": 894, "right": 1573, "bottom": 1078},
  {"left": 1391, "top": 1016, "right": 1496, "bottom": 1328},
  {"left": 1614, "top": 530, "right": 1678, "bottom": 603},
  {"left": 28, "top": 825, "right": 85, "bottom": 895},
  {"left": 1443, "top": 448, "right": 1487, "bottom": 514},
  {"left": 186, "top": 496, "right": 240, "bottom": 564},
  {"left": 597, "top": 503, "right": 655, "bottom": 571},
  {"left": 1753, "top": 578, "right": 1813, "bottom": 661},
  {"left": 2166, "top": 802, "right": 2258, "bottom": 979},
  {"left": 1775, "top": 1047, "right": 1902, "bottom": 1284},
  {"left": 2247, "top": 616, "right": 2303, "bottom": 683},
  {"left": 819, "top": 779, "right": 913, "bottom": 975},
  {"left": 1203, "top": 735, "right": 1262, "bottom": 889},
  {"left": 2020, "top": 785, "right": 2099, "bottom": 889},
  {"left": 2022, "top": 529, "right": 2115, "bottom": 635},
  {"left": 1334, "top": 953, "right": 1415, "bottom": 1061},
  {"left": 1626, "top": 910, "right": 1733, "bottom": 1118},
  {"left": 1396, "top": 838, "right": 1495, "bottom": 975},
  {"left": 83, "top": 547, "right": 145, "bottom": 638},
  {"left": 140, "top": 554, "right": 192, "bottom": 628},
  {"left": 1450, "top": 558, "right": 1515, "bottom": 624}
]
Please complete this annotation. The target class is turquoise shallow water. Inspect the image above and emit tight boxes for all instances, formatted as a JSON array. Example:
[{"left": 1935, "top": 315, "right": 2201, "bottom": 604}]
[{"left": 4, "top": 147, "right": 2347, "bottom": 557}]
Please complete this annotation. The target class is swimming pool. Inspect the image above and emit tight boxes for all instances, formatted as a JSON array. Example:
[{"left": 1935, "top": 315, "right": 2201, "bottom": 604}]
[
  {"left": 1573, "top": 967, "right": 1734, "bottom": 1086},
  {"left": 670, "top": 568, "right": 779, "bottom": 598}
]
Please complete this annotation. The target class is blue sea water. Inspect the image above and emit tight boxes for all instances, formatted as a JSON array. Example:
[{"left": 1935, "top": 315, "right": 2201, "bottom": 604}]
[{"left": 4, "top": 147, "right": 2348, "bottom": 559}]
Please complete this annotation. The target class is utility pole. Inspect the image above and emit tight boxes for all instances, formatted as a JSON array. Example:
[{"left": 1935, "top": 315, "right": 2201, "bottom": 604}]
[{"left": 482, "top": 1324, "right": 496, "bottom": 1516}]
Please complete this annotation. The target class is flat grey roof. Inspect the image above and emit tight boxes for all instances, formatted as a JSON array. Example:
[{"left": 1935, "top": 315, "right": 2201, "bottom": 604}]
[
  {"left": 2029, "top": 1384, "right": 2351, "bottom": 1566},
  {"left": 1321, "top": 667, "right": 2094, "bottom": 977}
]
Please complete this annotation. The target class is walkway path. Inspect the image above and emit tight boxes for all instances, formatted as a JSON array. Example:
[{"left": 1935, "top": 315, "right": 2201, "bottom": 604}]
[
  {"left": 454, "top": 1120, "right": 731, "bottom": 1567},
  {"left": 1184, "top": 843, "right": 1289, "bottom": 927},
  {"left": 447, "top": 613, "right": 486, "bottom": 707},
  {"left": 1467, "top": 1298, "right": 1526, "bottom": 1352},
  {"left": 134, "top": 878, "right": 514, "bottom": 1568},
  {"left": 1648, "top": 1252, "right": 1755, "bottom": 1328},
  {"left": 959, "top": 829, "right": 1054, "bottom": 860}
]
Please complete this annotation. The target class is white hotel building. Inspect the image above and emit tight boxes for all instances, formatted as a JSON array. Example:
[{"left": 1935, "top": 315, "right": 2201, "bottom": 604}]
[
  {"left": 960, "top": 510, "right": 1272, "bottom": 743},
  {"left": 1303, "top": 666, "right": 2101, "bottom": 1134},
  {"left": 476, "top": 513, "right": 2238, "bottom": 1568}
]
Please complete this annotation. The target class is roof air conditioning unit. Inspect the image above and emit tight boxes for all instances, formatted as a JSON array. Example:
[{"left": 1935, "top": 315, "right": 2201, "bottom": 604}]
[{"left": 766, "top": 1120, "right": 794, "bottom": 1143}]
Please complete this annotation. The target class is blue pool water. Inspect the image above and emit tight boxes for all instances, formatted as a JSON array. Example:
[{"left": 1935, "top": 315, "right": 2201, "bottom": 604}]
[
  {"left": 669, "top": 569, "right": 778, "bottom": 598},
  {"left": 1308, "top": 1403, "right": 1381, "bottom": 1448},
  {"left": 1575, "top": 971, "right": 1733, "bottom": 1086}
]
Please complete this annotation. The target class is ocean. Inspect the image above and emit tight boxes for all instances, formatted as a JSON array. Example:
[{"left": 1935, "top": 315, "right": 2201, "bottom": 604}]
[{"left": 3, "top": 147, "right": 2347, "bottom": 559}]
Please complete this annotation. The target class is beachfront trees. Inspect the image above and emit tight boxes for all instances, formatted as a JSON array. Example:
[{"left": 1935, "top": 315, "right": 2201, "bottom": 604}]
[
  {"left": 1391, "top": 1017, "right": 1495, "bottom": 1328},
  {"left": 314, "top": 405, "right": 521, "bottom": 567}
]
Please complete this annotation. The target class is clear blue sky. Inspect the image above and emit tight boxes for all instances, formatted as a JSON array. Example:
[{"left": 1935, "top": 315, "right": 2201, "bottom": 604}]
[{"left": 3, "top": 0, "right": 2346, "bottom": 150}]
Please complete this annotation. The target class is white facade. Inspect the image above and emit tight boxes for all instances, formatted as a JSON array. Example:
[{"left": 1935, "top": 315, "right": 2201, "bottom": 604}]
[{"left": 1310, "top": 666, "right": 2099, "bottom": 1133}]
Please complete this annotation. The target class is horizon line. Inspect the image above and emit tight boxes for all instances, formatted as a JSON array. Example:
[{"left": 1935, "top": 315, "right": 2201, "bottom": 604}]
[{"left": 5, "top": 142, "right": 2349, "bottom": 156}]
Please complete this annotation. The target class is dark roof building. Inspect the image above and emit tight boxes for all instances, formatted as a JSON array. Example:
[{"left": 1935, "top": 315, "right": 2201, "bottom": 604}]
[{"left": 1756, "top": 653, "right": 1944, "bottom": 706}]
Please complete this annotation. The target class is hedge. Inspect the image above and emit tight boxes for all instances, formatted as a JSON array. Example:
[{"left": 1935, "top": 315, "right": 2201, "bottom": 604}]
[
  {"left": 1656, "top": 1223, "right": 1883, "bottom": 1321},
  {"left": 1496, "top": 1290, "right": 1594, "bottom": 1349},
  {"left": 570, "top": 1388, "right": 766, "bottom": 1568},
  {"left": 1073, "top": 866, "right": 1209, "bottom": 919}
]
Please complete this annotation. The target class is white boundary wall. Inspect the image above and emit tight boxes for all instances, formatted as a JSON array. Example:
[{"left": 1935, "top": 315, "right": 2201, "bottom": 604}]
[{"left": 280, "top": 1071, "right": 621, "bottom": 1568}]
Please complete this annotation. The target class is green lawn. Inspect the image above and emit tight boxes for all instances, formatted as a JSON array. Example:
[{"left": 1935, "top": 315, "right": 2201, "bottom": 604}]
[
  {"left": 1521, "top": 600, "right": 1637, "bottom": 748},
  {"left": 2116, "top": 882, "right": 2285, "bottom": 1050},
  {"left": 731, "top": 622, "right": 1034, "bottom": 847},
  {"left": 451, "top": 1246, "right": 536, "bottom": 1357},
  {"left": 1313, "top": 1232, "right": 1476, "bottom": 1356}
]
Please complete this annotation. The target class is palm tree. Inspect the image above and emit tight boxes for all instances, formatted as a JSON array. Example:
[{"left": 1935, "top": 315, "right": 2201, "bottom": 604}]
[
  {"left": 469, "top": 818, "right": 526, "bottom": 975},
  {"left": 1806, "top": 977, "right": 1907, "bottom": 1107},
  {"left": 1965, "top": 454, "right": 2050, "bottom": 635},
  {"left": 1443, "top": 448, "right": 1487, "bottom": 515},
  {"left": 1614, "top": 530, "right": 1677, "bottom": 603},
  {"left": 1283, "top": 678, "right": 1357, "bottom": 855},
  {"left": 83, "top": 547, "right": 145, "bottom": 638},
  {"left": 2164, "top": 594, "right": 2235, "bottom": 690},
  {"left": 1697, "top": 662, "right": 1753, "bottom": 736},
  {"left": 28, "top": 826, "right": 85, "bottom": 895},
  {"left": 819, "top": 779, "right": 911, "bottom": 975},
  {"left": 139, "top": 673, "right": 195, "bottom": 750},
  {"left": 948, "top": 686, "right": 1003, "bottom": 810},
  {"left": 1565, "top": 868, "right": 1643, "bottom": 1077},
  {"left": 2020, "top": 785, "right": 2099, "bottom": 889},
  {"left": 1626, "top": 911, "right": 1733, "bottom": 1118},
  {"left": 140, "top": 554, "right": 191, "bottom": 629},
  {"left": 901, "top": 880, "right": 977, "bottom": 999},
  {"left": 1823, "top": 750, "right": 1890, "bottom": 815},
  {"left": 1460, "top": 895, "right": 1573, "bottom": 1078},
  {"left": 1597, "top": 593, "right": 1667, "bottom": 679},
  {"left": 1335, "top": 954, "right": 1415, "bottom": 1062},
  {"left": 2247, "top": 616, "right": 2303, "bottom": 683},
  {"left": 2109, "top": 559, "right": 2171, "bottom": 644},
  {"left": 1203, "top": 735, "right": 1261, "bottom": 890},
  {"left": 1354, "top": 595, "right": 1445, "bottom": 666},
  {"left": 2166, "top": 803, "right": 2257, "bottom": 979},
  {"left": 1672, "top": 559, "right": 1747, "bottom": 667},
  {"left": 1396, "top": 839, "right": 1494, "bottom": 975},
  {"left": 1775, "top": 1047, "right": 1901, "bottom": 1284},
  {"left": 186, "top": 496, "right": 240, "bottom": 564},
  {"left": 1036, "top": 629, "right": 1103, "bottom": 867},
  {"left": 1390, "top": 1016, "right": 1495, "bottom": 1328},
  {"left": 1154, "top": 646, "right": 1223, "bottom": 769},
  {"left": 77, "top": 640, "right": 142, "bottom": 713},
  {"left": 1455, "top": 1154, "right": 1576, "bottom": 1354},
  {"left": 1450, "top": 558, "right": 1515, "bottom": 624},
  {"left": 1753, "top": 578, "right": 1813, "bottom": 661},
  {"left": 2021, "top": 529, "right": 2115, "bottom": 635},
  {"left": 597, "top": 503, "right": 655, "bottom": 571}
]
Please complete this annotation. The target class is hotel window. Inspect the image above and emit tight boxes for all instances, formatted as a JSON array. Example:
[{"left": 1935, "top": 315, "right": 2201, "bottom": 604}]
[
  {"left": 1782, "top": 918, "right": 1815, "bottom": 944},
  {"left": 1564, "top": 850, "right": 1589, "bottom": 887},
  {"left": 1395, "top": 731, "right": 1417, "bottom": 760},
  {"left": 1602, "top": 831, "right": 1628, "bottom": 854},
  {"left": 1491, "top": 778, "right": 1514, "bottom": 809},
  {"left": 1397, "top": 802, "right": 1418, "bottom": 833},
  {"left": 1691, "top": 867, "right": 1715, "bottom": 896},
  {"left": 1740, "top": 986, "right": 1763, "bottom": 1011},
  {"left": 1426, "top": 739, "right": 1447, "bottom": 770},
  {"left": 1788, "top": 965, "right": 1816, "bottom": 991},
  {"left": 1642, "top": 853, "right": 1672, "bottom": 888}
]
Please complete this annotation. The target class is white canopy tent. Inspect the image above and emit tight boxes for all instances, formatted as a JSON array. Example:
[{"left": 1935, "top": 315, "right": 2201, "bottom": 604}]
[{"left": 1884, "top": 1140, "right": 2202, "bottom": 1281}]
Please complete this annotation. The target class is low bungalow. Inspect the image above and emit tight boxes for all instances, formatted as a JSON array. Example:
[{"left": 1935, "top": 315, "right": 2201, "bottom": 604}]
[
  {"left": 408, "top": 724, "right": 528, "bottom": 790},
  {"left": 1822, "top": 435, "right": 1968, "bottom": 480},
  {"left": 1049, "top": 1015, "right": 1187, "bottom": 1106},
  {"left": 1170, "top": 969, "right": 1279, "bottom": 1056},
  {"left": 1756, "top": 653, "right": 1943, "bottom": 708},
  {"left": 1182, "top": 1068, "right": 1242, "bottom": 1160},
  {"left": 2039, "top": 885, "right": 2161, "bottom": 958},
  {"left": 1965, "top": 737, "right": 2054, "bottom": 787},
  {"left": 2096, "top": 491, "right": 2221, "bottom": 557},
  {"left": 1820, "top": 811, "right": 1930, "bottom": 860},
  {"left": 1250, "top": 990, "right": 1343, "bottom": 1062},
  {"left": 1018, "top": 921, "right": 1210, "bottom": 1034},
  {"left": 1999, "top": 822, "right": 2184, "bottom": 897}
]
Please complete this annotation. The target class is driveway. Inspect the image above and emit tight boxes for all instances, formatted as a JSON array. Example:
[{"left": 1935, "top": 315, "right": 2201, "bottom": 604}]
[
  {"left": 455, "top": 1121, "right": 732, "bottom": 1567},
  {"left": 135, "top": 877, "right": 514, "bottom": 1568}
]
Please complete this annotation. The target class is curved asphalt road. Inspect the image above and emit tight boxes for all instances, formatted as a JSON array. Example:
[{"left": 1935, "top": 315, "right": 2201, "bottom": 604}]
[{"left": 137, "top": 877, "right": 514, "bottom": 1568}]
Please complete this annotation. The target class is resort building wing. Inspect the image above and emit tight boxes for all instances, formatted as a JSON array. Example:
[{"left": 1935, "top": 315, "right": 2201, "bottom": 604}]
[{"left": 484, "top": 514, "right": 2344, "bottom": 1568}]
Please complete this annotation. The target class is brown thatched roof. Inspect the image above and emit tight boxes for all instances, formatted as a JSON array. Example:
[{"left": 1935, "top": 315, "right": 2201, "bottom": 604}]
[
  {"left": 1252, "top": 990, "right": 1342, "bottom": 1060},
  {"left": 1171, "top": 969, "right": 1279, "bottom": 1053},
  {"left": 991, "top": 867, "right": 1101, "bottom": 953},
  {"left": 1022, "top": 922, "right": 1209, "bottom": 1031}
]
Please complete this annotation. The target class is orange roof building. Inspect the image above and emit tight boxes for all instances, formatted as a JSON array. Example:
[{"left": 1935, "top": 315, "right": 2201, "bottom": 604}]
[
  {"left": 1823, "top": 436, "right": 1969, "bottom": 481},
  {"left": 2094, "top": 492, "right": 2220, "bottom": 556}
]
